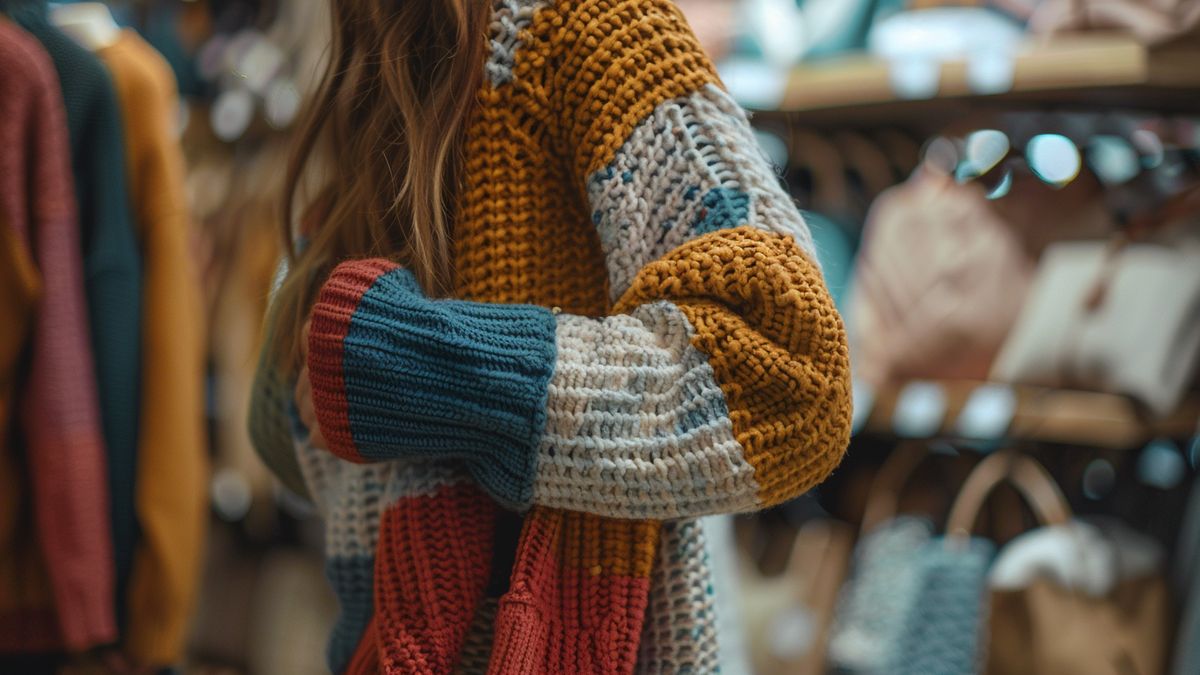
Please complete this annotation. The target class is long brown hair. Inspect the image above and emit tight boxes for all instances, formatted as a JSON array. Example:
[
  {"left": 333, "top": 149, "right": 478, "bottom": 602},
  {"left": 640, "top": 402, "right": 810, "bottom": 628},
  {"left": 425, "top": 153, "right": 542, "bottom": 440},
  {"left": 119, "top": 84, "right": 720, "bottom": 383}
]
[{"left": 270, "top": 0, "right": 490, "bottom": 369}]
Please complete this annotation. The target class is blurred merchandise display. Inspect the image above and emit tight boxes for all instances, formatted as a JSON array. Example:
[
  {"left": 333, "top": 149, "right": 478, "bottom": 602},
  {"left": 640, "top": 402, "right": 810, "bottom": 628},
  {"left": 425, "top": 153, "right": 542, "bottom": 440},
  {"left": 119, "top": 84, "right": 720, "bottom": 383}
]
[
  {"left": 719, "top": 3, "right": 1200, "bottom": 675},
  {"left": 2, "top": 0, "right": 1200, "bottom": 673}
]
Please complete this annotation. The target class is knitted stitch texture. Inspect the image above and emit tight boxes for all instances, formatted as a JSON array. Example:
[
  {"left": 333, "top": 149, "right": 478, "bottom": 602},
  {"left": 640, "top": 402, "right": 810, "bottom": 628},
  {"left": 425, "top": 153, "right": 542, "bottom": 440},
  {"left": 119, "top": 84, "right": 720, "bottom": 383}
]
[
  {"left": 308, "top": 260, "right": 558, "bottom": 509},
  {"left": 0, "top": 16, "right": 115, "bottom": 651},
  {"left": 249, "top": 0, "right": 852, "bottom": 670},
  {"left": 9, "top": 0, "right": 144, "bottom": 632}
]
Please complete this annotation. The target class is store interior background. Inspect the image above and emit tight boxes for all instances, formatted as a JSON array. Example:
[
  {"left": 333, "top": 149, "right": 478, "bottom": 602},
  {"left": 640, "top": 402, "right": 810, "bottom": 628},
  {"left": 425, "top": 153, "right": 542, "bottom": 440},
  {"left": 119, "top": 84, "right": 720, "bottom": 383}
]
[{"left": 17, "top": 0, "right": 1200, "bottom": 673}]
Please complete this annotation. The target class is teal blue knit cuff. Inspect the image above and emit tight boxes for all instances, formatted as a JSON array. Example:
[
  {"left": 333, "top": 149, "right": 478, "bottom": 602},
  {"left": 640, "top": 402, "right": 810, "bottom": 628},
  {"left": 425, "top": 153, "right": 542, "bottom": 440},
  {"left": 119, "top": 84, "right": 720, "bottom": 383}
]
[{"left": 307, "top": 259, "right": 557, "bottom": 507}]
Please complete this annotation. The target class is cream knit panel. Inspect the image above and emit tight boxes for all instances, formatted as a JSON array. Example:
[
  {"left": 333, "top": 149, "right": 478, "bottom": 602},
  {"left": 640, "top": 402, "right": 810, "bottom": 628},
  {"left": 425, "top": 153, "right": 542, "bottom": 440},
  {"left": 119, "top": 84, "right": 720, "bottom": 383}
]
[
  {"left": 636, "top": 518, "right": 722, "bottom": 673},
  {"left": 486, "top": 0, "right": 545, "bottom": 86},
  {"left": 295, "top": 437, "right": 476, "bottom": 672},
  {"left": 587, "top": 83, "right": 819, "bottom": 304},
  {"left": 532, "top": 301, "right": 760, "bottom": 519},
  {"left": 295, "top": 438, "right": 472, "bottom": 559}
]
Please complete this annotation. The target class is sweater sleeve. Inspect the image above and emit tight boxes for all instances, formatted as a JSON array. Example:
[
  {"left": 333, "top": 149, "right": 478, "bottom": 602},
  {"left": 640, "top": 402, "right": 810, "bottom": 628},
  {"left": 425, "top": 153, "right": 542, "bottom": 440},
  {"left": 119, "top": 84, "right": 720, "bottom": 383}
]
[
  {"left": 534, "top": 0, "right": 850, "bottom": 517},
  {"left": 307, "top": 0, "right": 851, "bottom": 520}
]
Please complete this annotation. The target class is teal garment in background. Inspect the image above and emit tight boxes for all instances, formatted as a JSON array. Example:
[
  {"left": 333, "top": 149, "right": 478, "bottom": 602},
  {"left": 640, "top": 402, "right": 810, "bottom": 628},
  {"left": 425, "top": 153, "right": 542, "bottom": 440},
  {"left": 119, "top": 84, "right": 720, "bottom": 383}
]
[
  {"left": 802, "top": 211, "right": 855, "bottom": 311},
  {"left": 802, "top": 0, "right": 890, "bottom": 61},
  {"left": 41, "top": 0, "right": 206, "bottom": 96},
  {"left": 1172, "top": 468, "right": 1200, "bottom": 675},
  {"left": 729, "top": 0, "right": 908, "bottom": 63},
  {"left": 7, "top": 0, "right": 143, "bottom": 629}
]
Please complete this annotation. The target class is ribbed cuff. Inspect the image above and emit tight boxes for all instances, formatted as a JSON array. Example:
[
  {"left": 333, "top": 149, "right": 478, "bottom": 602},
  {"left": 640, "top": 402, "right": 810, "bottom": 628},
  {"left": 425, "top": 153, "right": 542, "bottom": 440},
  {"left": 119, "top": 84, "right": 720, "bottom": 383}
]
[
  {"left": 308, "top": 260, "right": 556, "bottom": 505},
  {"left": 307, "top": 259, "right": 399, "bottom": 462}
]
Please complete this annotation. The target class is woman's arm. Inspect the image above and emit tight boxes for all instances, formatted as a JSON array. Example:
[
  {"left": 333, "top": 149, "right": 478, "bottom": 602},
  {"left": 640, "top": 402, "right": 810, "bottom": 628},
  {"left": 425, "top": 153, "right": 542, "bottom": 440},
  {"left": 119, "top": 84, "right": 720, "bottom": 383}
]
[{"left": 303, "top": 0, "right": 851, "bottom": 519}]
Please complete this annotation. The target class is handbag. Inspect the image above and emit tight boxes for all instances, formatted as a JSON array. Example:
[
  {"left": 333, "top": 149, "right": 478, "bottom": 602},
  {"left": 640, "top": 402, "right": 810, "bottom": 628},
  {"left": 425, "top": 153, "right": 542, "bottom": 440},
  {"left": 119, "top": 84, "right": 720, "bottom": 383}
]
[
  {"left": 922, "top": 450, "right": 1171, "bottom": 675},
  {"left": 742, "top": 516, "right": 856, "bottom": 675},
  {"left": 888, "top": 536, "right": 995, "bottom": 675},
  {"left": 990, "top": 216, "right": 1200, "bottom": 416},
  {"left": 829, "top": 442, "right": 957, "bottom": 673},
  {"left": 849, "top": 168, "right": 1111, "bottom": 386},
  {"left": 987, "top": 519, "right": 1171, "bottom": 675},
  {"left": 828, "top": 518, "right": 934, "bottom": 673},
  {"left": 883, "top": 451, "right": 1067, "bottom": 675},
  {"left": 850, "top": 171, "right": 1034, "bottom": 384}
]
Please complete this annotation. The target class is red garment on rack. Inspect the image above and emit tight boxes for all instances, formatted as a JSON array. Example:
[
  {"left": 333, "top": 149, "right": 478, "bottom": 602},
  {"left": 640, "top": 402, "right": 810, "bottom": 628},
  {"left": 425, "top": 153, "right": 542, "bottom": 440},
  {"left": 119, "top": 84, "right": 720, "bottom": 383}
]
[{"left": 0, "top": 18, "right": 116, "bottom": 652}]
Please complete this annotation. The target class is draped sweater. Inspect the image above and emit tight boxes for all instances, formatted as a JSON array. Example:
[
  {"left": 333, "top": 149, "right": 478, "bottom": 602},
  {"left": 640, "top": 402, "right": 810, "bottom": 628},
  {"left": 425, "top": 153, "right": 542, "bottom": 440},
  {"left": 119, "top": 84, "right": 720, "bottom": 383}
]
[
  {"left": 248, "top": 0, "right": 852, "bottom": 671},
  {"left": 99, "top": 31, "right": 208, "bottom": 667},
  {"left": 0, "top": 17, "right": 115, "bottom": 652}
]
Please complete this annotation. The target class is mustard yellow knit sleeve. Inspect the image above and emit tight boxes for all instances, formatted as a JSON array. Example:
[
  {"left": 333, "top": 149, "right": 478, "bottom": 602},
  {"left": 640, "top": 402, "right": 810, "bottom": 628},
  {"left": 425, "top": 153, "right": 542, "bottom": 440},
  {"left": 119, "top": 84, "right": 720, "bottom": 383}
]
[{"left": 520, "top": 0, "right": 853, "bottom": 513}]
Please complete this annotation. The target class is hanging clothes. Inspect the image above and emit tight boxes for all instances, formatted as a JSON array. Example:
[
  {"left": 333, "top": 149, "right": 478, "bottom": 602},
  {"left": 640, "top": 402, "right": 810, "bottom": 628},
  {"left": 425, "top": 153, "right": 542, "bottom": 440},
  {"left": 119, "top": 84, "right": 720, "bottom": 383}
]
[
  {"left": 97, "top": 30, "right": 208, "bottom": 667},
  {"left": 0, "top": 17, "right": 115, "bottom": 652},
  {"left": 7, "top": 0, "right": 143, "bottom": 633},
  {"left": 1172, "top": 470, "right": 1200, "bottom": 674},
  {"left": 0, "top": 189, "right": 40, "bottom": 468}
]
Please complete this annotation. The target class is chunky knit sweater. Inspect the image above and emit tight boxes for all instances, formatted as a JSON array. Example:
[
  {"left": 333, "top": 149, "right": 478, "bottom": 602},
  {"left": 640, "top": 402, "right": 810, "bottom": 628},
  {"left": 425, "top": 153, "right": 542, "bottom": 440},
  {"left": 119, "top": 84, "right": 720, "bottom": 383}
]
[{"left": 249, "top": 0, "right": 852, "bottom": 671}]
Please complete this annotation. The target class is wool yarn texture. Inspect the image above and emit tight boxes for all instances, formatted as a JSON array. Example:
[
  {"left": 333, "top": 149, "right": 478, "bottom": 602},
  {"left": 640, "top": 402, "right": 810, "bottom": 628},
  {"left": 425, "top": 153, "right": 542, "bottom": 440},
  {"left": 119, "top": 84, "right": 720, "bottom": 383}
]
[{"left": 249, "top": 0, "right": 853, "bottom": 671}]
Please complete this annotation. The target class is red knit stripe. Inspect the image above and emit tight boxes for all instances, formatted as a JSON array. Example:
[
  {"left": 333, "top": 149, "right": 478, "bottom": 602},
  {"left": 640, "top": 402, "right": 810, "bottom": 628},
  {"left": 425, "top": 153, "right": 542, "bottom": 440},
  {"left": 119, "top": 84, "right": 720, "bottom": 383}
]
[
  {"left": 487, "top": 510, "right": 652, "bottom": 675},
  {"left": 307, "top": 259, "right": 400, "bottom": 462},
  {"left": 24, "top": 431, "right": 115, "bottom": 649},
  {"left": 374, "top": 483, "right": 496, "bottom": 675}
]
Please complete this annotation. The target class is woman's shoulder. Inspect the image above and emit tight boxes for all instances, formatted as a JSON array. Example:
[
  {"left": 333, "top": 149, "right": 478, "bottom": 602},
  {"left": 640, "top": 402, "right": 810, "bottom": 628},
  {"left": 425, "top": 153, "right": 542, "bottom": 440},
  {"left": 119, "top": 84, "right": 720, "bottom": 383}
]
[
  {"left": 489, "top": 0, "right": 698, "bottom": 62},
  {"left": 484, "top": 0, "right": 709, "bottom": 102}
]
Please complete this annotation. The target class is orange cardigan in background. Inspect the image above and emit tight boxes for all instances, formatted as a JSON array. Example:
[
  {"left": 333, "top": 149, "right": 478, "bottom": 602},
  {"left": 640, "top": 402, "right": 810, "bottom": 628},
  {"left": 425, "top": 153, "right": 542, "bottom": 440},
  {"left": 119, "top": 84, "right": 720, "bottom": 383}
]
[{"left": 99, "top": 30, "right": 208, "bottom": 668}]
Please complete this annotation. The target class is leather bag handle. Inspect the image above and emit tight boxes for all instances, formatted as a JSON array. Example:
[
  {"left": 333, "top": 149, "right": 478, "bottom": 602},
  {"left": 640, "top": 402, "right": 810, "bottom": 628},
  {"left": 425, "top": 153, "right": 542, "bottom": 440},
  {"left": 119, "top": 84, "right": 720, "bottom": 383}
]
[
  {"left": 860, "top": 441, "right": 936, "bottom": 535},
  {"left": 945, "top": 451, "right": 1071, "bottom": 544}
]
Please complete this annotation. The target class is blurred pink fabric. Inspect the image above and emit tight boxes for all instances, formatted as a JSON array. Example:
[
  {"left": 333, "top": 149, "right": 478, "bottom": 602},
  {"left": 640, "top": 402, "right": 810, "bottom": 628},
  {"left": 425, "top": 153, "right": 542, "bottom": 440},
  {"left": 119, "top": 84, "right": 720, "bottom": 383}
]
[
  {"left": 1030, "top": 0, "right": 1200, "bottom": 45},
  {"left": 850, "top": 166, "right": 1112, "bottom": 385}
]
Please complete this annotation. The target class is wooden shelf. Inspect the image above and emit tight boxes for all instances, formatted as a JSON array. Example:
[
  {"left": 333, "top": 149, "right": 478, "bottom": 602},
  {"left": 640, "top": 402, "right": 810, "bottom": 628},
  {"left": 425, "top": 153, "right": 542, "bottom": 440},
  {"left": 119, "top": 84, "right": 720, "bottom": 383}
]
[
  {"left": 858, "top": 380, "right": 1200, "bottom": 450},
  {"left": 750, "top": 34, "right": 1200, "bottom": 123}
]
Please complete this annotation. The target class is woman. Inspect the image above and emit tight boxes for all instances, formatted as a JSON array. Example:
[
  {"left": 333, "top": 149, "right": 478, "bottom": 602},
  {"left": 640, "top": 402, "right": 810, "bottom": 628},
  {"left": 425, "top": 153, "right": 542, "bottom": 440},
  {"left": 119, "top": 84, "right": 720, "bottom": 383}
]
[{"left": 248, "top": 0, "right": 852, "bottom": 671}]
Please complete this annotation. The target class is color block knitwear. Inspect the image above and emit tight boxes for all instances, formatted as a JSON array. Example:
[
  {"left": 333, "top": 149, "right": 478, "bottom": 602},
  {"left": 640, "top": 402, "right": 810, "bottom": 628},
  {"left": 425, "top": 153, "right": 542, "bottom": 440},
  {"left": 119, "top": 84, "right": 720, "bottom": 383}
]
[
  {"left": 99, "top": 31, "right": 209, "bottom": 666},
  {"left": 0, "top": 17, "right": 115, "bottom": 651},
  {"left": 248, "top": 0, "right": 852, "bottom": 671},
  {"left": 8, "top": 0, "right": 144, "bottom": 630}
]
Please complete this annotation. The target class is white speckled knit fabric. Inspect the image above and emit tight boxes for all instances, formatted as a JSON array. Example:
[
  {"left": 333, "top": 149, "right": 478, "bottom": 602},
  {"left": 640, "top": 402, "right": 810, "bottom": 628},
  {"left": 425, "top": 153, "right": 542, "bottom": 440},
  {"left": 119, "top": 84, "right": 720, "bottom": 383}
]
[{"left": 534, "top": 302, "right": 760, "bottom": 519}]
